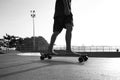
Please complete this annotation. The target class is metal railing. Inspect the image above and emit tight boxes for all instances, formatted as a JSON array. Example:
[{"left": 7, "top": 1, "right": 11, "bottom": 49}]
[{"left": 54, "top": 45, "right": 120, "bottom": 52}]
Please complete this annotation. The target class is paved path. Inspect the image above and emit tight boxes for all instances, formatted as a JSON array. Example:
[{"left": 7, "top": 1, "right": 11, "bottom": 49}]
[{"left": 0, "top": 53, "right": 120, "bottom": 80}]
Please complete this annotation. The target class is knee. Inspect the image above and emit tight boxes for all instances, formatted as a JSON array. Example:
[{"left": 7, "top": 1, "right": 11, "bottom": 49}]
[
  {"left": 53, "top": 31, "right": 60, "bottom": 36},
  {"left": 66, "top": 26, "right": 73, "bottom": 32},
  {"left": 66, "top": 23, "right": 73, "bottom": 31}
]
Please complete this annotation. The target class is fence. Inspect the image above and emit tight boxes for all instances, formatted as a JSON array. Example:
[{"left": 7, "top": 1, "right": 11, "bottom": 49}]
[{"left": 54, "top": 45, "right": 120, "bottom": 52}]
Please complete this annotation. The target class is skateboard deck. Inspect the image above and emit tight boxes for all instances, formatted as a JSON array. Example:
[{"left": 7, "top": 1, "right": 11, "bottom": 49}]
[{"left": 40, "top": 50, "right": 88, "bottom": 62}]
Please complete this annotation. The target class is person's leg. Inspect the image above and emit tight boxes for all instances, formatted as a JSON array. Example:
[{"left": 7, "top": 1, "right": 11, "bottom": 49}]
[
  {"left": 48, "top": 16, "right": 64, "bottom": 54},
  {"left": 48, "top": 32, "right": 60, "bottom": 53},
  {"left": 65, "top": 24, "right": 73, "bottom": 52},
  {"left": 64, "top": 14, "right": 73, "bottom": 52}
]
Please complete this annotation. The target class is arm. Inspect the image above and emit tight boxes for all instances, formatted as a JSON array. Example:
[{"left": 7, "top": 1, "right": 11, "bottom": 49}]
[{"left": 63, "top": 0, "right": 70, "bottom": 15}]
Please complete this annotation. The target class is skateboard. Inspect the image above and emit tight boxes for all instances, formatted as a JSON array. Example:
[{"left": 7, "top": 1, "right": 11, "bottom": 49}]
[{"left": 40, "top": 50, "right": 88, "bottom": 63}]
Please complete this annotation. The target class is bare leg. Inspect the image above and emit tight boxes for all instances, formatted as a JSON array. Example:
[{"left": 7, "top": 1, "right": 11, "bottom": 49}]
[
  {"left": 65, "top": 25, "right": 73, "bottom": 52},
  {"left": 48, "top": 32, "right": 60, "bottom": 53}
]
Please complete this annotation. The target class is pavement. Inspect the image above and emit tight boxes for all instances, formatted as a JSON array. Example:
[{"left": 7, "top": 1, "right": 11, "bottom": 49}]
[{"left": 0, "top": 53, "right": 120, "bottom": 80}]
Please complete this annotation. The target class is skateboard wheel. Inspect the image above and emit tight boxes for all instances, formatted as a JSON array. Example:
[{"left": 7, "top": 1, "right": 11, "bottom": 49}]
[
  {"left": 78, "top": 56, "right": 84, "bottom": 63},
  {"left": 83, "top": 56, "right": 88, "bottom": 61},
  {"left": 40, "top": 56, "right": 45, "bottom": 60},
  {"left": 48, "top": 55, "right": 52, "bottom": 59}
]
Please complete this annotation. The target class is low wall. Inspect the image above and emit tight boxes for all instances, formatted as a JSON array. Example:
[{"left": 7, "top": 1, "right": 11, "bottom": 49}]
[{"left": 78, "top": 52, "right": 120, "bottom": 57}]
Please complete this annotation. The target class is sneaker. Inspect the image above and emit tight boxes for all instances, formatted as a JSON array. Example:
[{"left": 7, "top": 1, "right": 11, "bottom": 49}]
[
  {"left": 47, "top": 50, "right": 58, "bottom": 55},
  {"left": 65, "top": 50, "right": 75, "bottom": 54}
]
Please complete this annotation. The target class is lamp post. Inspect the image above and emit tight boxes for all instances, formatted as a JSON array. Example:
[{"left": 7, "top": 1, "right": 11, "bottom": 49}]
[{"left": 30, "top": 10, "right": 36, "bottom": 51}]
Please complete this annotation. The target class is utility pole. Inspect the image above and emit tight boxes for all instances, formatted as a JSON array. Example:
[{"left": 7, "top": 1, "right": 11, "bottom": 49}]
[{"left": 30, "top": 10, "right": 36, "bottom": 51}]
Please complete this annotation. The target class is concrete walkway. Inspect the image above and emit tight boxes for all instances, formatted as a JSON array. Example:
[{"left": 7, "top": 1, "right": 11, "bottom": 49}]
[{"left": 0, "top": 53, "right": 120, "bottom": 80}]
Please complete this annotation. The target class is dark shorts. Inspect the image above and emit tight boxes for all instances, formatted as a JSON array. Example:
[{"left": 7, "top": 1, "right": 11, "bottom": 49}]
[{"left": 53, "top": 14, "right": 73, "bottom": 32}]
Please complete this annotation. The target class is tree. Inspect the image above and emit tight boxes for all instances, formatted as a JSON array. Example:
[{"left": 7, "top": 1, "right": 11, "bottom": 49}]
[
  {"left": 3, "top": 34, "right": 23, "bottom": 48},
  {"left": 16, "top": 36, "right": 49, "bottom": 52},
  {"left": 16, "top": 38, "right": 24, "bottom": 51},
  {"left": 0, "top": 39, "right": 4, "bottom": 47}
]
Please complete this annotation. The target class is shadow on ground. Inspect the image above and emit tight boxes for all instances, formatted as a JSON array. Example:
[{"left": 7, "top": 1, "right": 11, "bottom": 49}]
[{"left": 0, "top": 59, "right": 84, "bottom": 78}]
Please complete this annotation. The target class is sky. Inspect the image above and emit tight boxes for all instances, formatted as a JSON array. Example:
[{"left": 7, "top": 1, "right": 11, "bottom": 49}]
[{"left": 0, "top": 0, "right": 120, "bottom": 46}]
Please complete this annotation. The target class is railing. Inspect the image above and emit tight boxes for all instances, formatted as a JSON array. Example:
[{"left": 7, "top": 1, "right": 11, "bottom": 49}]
[{"left": 54, "top": 45, "right": 120, "bottom": 52}]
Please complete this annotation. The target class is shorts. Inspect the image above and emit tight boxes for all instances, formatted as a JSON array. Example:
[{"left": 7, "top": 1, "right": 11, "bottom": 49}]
[{"left": 53, "top": 14, "right": 73, "bottom": 33}]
